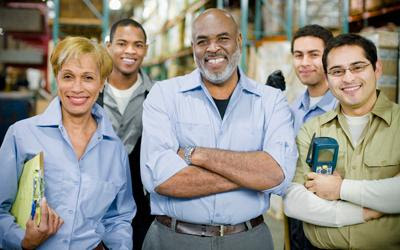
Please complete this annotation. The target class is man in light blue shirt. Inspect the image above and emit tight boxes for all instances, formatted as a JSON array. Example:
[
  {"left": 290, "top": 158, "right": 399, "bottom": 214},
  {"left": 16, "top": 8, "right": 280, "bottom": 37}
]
[
  {"left": 141, "top": 8, "right": 297, "bottom": 250},
  {"left": 290, "top": 25, "right": 337, "bottom": 134},
  {"left": 287, "top": 25, "right": 337, "bottom": 250}
]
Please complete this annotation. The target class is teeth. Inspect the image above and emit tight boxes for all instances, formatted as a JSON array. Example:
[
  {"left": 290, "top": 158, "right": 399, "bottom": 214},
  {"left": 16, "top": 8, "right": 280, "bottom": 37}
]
[
  {"left": 343, "top": 86, "right": 361, "bottom": 92},
  {"left": 208, "top": 58, "right": 225, "bottom": 64},
  {"left": 122, "top": 58, "right": 136, "bottom": 65}
]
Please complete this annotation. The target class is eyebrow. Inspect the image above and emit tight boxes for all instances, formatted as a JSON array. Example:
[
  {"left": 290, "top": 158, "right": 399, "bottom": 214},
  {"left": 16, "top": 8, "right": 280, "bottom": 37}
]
[
  {"left": 195, "top": 32, "right": 231, "bottom": 40},
  {"left": 328, "top": 60, "right": 368, "bottom": 70},
  {"left": 293, "top": 49, "right": 321, "bottom": 54}
]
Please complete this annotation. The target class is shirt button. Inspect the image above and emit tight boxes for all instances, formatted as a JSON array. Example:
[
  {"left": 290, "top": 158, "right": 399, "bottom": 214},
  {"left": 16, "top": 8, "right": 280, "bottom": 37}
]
[
  {"left": 63, "top": 239, "right": 68, "bottom": 244},
  {"left": 68, "top": 210, "right": 73, "bottom": 214}
]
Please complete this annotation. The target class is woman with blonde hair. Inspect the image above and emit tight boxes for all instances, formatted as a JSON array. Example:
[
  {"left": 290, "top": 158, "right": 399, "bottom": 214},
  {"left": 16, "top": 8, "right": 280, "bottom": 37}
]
[{"left": 0, "top": 36, "right": 136, "bottom": 249}]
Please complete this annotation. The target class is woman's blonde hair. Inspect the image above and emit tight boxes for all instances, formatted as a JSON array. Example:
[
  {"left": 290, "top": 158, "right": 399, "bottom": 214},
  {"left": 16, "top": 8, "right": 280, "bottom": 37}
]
[{"left": 50, "top": 36, "right": 113, "bottom": 82}]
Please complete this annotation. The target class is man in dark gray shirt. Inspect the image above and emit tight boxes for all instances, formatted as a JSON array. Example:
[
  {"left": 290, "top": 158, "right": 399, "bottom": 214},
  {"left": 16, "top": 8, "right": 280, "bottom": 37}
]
[{"left": 102, "top": 18, "right": 154, "bottom": 249}]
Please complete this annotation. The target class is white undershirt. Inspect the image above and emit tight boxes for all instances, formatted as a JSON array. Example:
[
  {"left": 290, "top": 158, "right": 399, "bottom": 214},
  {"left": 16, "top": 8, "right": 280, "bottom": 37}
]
[
  {"left": 343, "top": 113, "right": 369, "bottom": 146},
  {"left": 309, "top": 96, "right": 323, "bottom": 107},
  {"left": 109, "top": 74, "right": 142, "bottom": 114}
]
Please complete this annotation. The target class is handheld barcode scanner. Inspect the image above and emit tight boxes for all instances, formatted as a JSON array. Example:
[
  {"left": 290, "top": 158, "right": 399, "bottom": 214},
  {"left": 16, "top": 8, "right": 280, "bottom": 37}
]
[{"left": 306, "top": 133, "right": 339, "bottom": 174}]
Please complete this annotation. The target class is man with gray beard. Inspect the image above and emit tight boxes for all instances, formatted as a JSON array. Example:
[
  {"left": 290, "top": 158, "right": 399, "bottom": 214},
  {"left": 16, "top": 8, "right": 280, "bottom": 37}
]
[{"left": 140, "top": 8, "right": 297, "bottom": 250}]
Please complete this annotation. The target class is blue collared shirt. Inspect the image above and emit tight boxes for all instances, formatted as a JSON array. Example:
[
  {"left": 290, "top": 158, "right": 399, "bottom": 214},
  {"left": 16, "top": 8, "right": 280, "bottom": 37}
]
[
  {"left": 291, "top": 90, "right": 337, "bottom": 134},
  {"left": 141, "top": 69, "right": 297, "bottom": 225},
  {"left": 0, "top": 97, "right": 136, "bottom": 250}
]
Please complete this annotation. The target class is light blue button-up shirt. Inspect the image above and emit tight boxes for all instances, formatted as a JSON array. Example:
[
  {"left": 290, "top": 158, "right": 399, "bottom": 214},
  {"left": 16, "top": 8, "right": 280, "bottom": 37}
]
[
  {"left": 0, "top": 97, "right": 136, "bottom": 250},
  {"left": 141, "top": 69, "right": 297, "bottom": 225},
  {"left": 291, "top": 90, "right": 338, "bottom": 134}
]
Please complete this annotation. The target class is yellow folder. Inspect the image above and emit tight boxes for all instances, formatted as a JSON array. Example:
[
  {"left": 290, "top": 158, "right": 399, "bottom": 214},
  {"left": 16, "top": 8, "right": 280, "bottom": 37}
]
[{"left": 11, "top": 152, "right": 44, "bottom": 229}]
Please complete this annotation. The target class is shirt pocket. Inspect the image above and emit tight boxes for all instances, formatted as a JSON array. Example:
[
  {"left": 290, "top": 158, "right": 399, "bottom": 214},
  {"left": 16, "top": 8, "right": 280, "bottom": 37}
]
[
  {"left": 79, "top": 174, "right": 120, "bottom": 220},
  {"left": 175, "top": 122, "right": 211, "bottom": 147},
  {"left": 363, "top": 149, "right": 400, "bottom": 178},
  {"left": 230, "top": 123, "right": 263, "bottom": 151}
]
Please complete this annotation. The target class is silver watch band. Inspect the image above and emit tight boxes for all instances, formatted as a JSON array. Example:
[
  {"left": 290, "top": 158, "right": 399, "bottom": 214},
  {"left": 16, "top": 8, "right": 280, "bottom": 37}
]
[{"left": 184, "top": 146, "right": 195, "bottom": 165}]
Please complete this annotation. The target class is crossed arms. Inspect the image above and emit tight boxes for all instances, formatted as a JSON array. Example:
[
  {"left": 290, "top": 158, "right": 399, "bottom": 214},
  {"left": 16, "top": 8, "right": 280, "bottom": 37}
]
[
  {"left": 140, "top": 83, "right": 298, "bottom": 199},
  {"left": 284, "top": 126, "right": 400, "bottom": 227}
]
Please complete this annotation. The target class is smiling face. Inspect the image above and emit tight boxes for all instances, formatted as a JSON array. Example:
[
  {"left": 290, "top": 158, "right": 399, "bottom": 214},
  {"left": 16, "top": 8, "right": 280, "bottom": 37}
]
[
  {"left": 192, "top": 10, "right": 242, "bottom": 85},
  {"left": 326, "top": 45, "right": 381, "bottom": 116},
  {"left": 293, "top": 36, "right": 326, "bottom": 88},
  {"left": 107, "top": 25, "right": 147, "bottom": 76},
  {"left": 57, "top": 54, "right": 103, "bottom": 118}
]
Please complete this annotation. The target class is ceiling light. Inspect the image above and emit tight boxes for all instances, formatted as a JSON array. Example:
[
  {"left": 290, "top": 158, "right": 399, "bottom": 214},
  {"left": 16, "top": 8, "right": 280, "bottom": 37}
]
[{"left": 109, "top": 0, "right": 121, "bottom": 10}]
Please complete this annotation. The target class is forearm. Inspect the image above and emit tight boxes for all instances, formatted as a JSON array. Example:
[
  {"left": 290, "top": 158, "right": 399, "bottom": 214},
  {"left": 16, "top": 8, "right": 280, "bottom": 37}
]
[
  {"left": 192, "top": 147, "right": 284, "bottom": 191},
  {"left": 340, "top": 175, "right": 400, "bottom": 213},
  {"left": 283, "top": 183, "right": 364, "bottom": 227},
  {"left": 156, "top": 165, "right": 240, "bottom": 198}
]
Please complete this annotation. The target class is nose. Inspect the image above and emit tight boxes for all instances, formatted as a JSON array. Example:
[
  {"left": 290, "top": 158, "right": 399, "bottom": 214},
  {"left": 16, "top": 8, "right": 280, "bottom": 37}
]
[
  {"left": 70, "top": 78, "right": 84, "bottom": 92},
  {"left": 342, "top": 68, "right": 356, "bottom": 83},
  {"left": 206, "top": 41, "right": 220, "bottom": 53},
  {"left": 300, "top": 55, "right": 311, "bottom": 66},
  {"left": 125, "top": 44, "right": 137, "bottom": 54}
]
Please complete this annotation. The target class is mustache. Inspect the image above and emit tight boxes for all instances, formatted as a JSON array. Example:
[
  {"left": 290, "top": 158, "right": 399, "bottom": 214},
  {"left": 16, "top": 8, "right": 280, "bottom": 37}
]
[{"left": 204, "top": 53, "right": 227, "bottom": 60}]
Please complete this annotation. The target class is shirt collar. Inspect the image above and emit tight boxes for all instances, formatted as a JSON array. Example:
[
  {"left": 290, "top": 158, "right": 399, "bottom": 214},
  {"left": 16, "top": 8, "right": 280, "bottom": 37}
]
[
  {"left": 370, "top": 90, "right": 393, "bottom": 126},
  {"left": 139, "top": 68, "right": 153, "bottom": 92},
  {"left": 36, "top": 96, "right": 117, "bottom": 139},
  {"left": 178, "top": 68, "right": 261, "bottom": 97},
  {"left": 298, "top": 89, "right": 337, "bottom": 112},
  {"left": 319, "top": 90, "right": 393, "bottom": 126}
]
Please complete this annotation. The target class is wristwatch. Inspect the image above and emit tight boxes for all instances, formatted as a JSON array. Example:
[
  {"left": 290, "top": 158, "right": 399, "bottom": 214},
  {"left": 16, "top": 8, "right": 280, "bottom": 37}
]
[{"left": 183, "top": 146, "right": 196, "bottom": 165}]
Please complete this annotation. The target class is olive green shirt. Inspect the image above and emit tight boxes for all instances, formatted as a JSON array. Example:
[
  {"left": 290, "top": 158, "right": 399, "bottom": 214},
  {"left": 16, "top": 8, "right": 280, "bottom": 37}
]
[{"left": 294, "top": 91, "right": 400, "bottom": 249}]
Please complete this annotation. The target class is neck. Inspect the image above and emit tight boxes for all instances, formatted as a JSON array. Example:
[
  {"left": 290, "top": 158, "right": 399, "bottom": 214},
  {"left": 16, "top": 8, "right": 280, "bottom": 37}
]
[
  {"left": 203, "top": 70, "right": 239, "bottom": 100},
  {"left": 108, "top": 70, "right": 139, "bottom": 90},
  {"left": 62, "top": 110, "right": 96, "bottom": 134},
  {"left": 307, "top": 80, "right": 329, "bottom": 97},
  {"left": 342, "top": 92, "right": 377, "bottom": 116}
]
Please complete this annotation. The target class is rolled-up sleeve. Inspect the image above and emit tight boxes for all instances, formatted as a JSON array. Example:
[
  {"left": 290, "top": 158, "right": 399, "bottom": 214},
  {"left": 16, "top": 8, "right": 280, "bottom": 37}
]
[
  {"left": 141, "top": 83, "right": 188, "bottom": 193},
  {"left": 262, "top": 91, "right": 298, "bottom": 196}
]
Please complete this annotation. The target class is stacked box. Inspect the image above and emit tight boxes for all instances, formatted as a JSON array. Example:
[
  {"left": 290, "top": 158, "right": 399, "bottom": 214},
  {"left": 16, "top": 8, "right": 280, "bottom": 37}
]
[
  {"left": 262, "top": 0, "right": 285, "bottom": 36},
  {"left": 361, "top": 31, "right": 399, "bottom": 102}
]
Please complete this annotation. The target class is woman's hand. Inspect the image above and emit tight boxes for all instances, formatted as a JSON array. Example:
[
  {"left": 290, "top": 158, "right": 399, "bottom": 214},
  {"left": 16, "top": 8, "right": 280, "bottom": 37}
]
[{"left": 21, "top": 198, "right": 64, "bottom": 249}]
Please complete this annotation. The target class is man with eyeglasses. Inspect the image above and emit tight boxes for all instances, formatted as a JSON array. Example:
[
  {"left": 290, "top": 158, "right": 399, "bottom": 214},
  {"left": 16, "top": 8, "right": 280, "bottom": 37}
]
[{"left": 284, "top": 33, "right": 400, "bottom": 249}]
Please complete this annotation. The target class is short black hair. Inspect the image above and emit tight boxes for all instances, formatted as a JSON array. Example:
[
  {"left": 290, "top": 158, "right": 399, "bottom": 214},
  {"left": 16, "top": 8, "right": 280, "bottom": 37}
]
[
  {"left": 322, "top": 33, "right": 377, "bottom": 73},
  {"left": 109, "top": 18, "right": 147, "bottom": 43},
  {"left": 291, "top": 24, "right": 333, "bottom": 53}
]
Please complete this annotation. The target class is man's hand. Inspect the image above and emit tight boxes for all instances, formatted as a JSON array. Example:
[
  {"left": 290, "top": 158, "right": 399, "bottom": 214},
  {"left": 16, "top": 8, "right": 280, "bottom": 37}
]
[
  {"left": 305, "top": 171, "right": 343, "bottom": 200},
  {"left": 21, "top": 198, "right": 64, "bottom": 249},
  {"left": 363, "top": 207, "right": 384, "bottom": 221}
]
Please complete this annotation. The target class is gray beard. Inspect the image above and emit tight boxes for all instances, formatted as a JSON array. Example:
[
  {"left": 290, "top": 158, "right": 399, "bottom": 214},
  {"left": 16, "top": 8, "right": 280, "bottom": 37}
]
[{"left": 195, "top": 49, "right": 241, "bottom": 85}]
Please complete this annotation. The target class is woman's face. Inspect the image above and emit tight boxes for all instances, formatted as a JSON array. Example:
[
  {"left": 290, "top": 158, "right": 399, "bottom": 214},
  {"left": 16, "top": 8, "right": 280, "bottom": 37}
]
[{"left": 56, "top": 54, "right": 103, "bottom": 119}]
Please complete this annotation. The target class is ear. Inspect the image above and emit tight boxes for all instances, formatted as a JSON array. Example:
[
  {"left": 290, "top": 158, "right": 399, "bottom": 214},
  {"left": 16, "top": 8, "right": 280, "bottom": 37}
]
[
  {"left": 106, "top": 41, "right": 111, "bottom": 50},
  {"left": 237, "top": 32, "right": 243, "bottom": 50},
  {"left": 144, "top": 44, "right": 148, "bottom": 57},
  {"left": 374, "top": 60, "right": 383, "bottom": 80}
]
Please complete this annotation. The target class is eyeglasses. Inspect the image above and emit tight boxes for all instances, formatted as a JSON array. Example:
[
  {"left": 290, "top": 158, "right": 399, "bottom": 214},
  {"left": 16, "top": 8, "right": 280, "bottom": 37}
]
[{"left": 327, "top": 63, "right": 370, "bottom": 77}]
